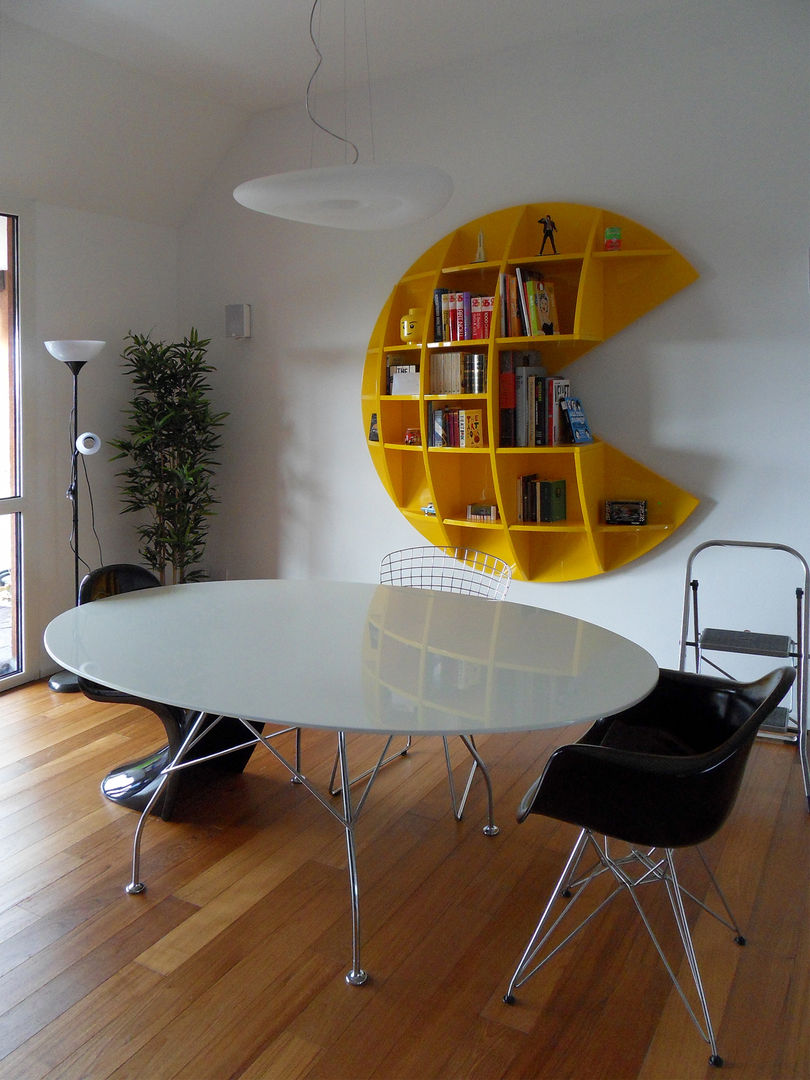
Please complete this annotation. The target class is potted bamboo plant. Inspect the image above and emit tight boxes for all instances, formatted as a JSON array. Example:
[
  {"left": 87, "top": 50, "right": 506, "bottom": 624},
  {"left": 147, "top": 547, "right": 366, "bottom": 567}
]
[{"left": 110, "top": 328, "right": 228, "bottom": 584}]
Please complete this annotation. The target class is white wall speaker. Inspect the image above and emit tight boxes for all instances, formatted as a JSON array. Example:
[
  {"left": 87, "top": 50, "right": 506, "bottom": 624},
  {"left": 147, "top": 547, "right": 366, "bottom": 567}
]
[{"left": 225, "top": 303, "right": 252, "bottom": 339}]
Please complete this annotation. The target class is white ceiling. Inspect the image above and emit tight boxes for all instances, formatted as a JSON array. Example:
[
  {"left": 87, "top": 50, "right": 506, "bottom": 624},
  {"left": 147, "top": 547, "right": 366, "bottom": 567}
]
[{"left": 0, "top": 0, "right": 674, "bottom": 113}]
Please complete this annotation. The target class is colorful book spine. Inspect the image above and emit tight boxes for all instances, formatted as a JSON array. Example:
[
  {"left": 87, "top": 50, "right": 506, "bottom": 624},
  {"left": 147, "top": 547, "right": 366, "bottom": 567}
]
[
  {"left": 433, "top": 288, "right": 449, "bottom": 342},
  {"left": 545, "top": 376, "right": 572, "bottom": 446}
]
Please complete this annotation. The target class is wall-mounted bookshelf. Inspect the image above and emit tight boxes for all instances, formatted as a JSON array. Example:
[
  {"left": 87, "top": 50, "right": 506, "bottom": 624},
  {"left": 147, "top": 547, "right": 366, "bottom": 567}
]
[{"left": 362, "top": 203, "right": 699, "bottom": 582}]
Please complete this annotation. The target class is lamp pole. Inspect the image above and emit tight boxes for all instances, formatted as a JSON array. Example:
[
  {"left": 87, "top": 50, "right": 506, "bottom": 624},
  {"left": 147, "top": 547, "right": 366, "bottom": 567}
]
[
  {"left": 45, "top": 339, "right": 106, "bottom": 693},
  {"left": 65, "top": 358, "right": 85, "bottom": 607}
]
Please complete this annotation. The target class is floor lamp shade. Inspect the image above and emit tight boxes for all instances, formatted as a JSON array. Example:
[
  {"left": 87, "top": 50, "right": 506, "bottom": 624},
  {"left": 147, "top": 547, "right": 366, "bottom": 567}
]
[{"left": 45, "top": 340, "right": 106, "bottom": 364}]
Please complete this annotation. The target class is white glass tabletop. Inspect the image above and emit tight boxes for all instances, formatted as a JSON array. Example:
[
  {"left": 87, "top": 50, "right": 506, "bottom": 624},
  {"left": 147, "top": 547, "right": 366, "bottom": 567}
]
[{"left": 44, "top": 579, "right": 658, "bottom": 736}]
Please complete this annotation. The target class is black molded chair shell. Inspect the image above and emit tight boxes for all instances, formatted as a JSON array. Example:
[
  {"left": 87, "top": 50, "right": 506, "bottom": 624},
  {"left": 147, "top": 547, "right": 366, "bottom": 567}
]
[
  {"left": 517, "top": 667, "right": 796, "bottom": 849},
  {"left": 506, "top": 665, "right": 796, "bottom": 1066},
  {"left": 77, "top": 564, "right": 262, "bottom": 819}
]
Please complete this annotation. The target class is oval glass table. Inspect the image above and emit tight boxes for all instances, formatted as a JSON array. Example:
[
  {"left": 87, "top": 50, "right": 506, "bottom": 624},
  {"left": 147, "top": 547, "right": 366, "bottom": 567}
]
[{"left": 45, "top": 578, "right": 658, "bottom": 986}]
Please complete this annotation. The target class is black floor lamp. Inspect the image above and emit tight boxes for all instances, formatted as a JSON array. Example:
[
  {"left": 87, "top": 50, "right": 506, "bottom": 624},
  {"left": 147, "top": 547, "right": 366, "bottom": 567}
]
[{"left": 45, "top": 339, "right": 106, "bottom": 692}]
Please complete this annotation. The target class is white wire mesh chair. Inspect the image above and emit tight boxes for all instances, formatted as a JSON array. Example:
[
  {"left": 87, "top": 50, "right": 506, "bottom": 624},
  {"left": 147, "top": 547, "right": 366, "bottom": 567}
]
[
  {"left": 330, "top": 546, "right": 513, "bottom": 824},
  {"left": 379, "top": 545, "right": 512, "bottom": 601}
]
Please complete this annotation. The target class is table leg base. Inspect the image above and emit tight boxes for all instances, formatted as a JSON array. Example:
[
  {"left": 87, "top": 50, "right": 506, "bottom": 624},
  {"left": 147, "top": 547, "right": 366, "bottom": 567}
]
[
  {"left": 483, "top": 824, "right": 500, "bottom": 837},
  {"left": 346, "top": 969, "right": 368, "bottom": 986},
  {"left": 102, "top": 746, "right": 176, "bottom": 818},
  {"left": 126, "top": 881, "right": 146, "bottom": 895},
  {"left": 48, "top": 669, "right": 81, "bottom": 693},
  {"left": 102, "top": 718, "right": 267, "bottom": 819}
]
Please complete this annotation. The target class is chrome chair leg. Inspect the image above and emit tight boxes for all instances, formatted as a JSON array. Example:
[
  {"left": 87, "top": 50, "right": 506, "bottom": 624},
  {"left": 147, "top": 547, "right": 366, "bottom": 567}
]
[
  {"left": 504, "top": 828, "right": 592, "bottom": 1002},
  {"left": 505, "top": 832, "right": 726, "bottom": 1068},
  {"left": 662, "top": 850, "right": 723, "bottom": 1067}
]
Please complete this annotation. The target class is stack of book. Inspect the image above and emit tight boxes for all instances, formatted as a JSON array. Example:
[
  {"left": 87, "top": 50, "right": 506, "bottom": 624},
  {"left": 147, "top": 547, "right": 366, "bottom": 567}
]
[
  {"left": 432, "top": 289, "right": 495, "bottom": 342},
  {"left": 499, "top": 355, "right": 573, "bottom": 447},
  {"left": 427, "top": 405, "right": 484, "bottom": 448},
  {"left": 429, "top": 352, "right": 487, "bottom": 395},
  {"left": 498, "top": 271, "right": 559, "bottom": 337},
  {"left": 386, "top": 357, "right": 419, "bottom": 395},
  {"left": 466, "top": 502, "right": 499, "bottom": 522},
  {"left": 517, "top": 476, "right": 566, "bottom": 523}
]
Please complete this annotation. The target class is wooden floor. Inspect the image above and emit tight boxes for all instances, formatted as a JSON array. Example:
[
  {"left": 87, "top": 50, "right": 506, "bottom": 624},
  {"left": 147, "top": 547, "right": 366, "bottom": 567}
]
[{"left": 0, "top": 680, "right": 809, "bottom": 1080}]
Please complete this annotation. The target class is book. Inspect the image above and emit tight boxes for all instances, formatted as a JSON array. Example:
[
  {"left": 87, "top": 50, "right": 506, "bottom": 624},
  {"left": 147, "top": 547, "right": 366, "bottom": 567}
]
[
  {"left": 432, "top": 288, "right": 449, "bottom": 341},
  {"left": 531, "top": 279, "right": 559, "bottom": 335},
  {"left": 545, "top": 376, "right": 572, "bottom": 446},
  {"left": 480, "top": 295, "right": 494, "bottom": 338},
  {"left": 447, "top": 292, "right": 462, "bottom": 341},
  {"left": 498, "top": 274, "right": 509, "bottom": 336},
  {"left": 540, "top": 479, "right": 566, "bottom": 522},
  {"left": 501, "top": 274, "right": 521, "bottom": 336},
  {"left": 440, "top": 292, "right": 452, "bottom": 342},
  {"left": 461, "top": 292, "right": 473, "bottom": 340},
  {"left": 467, "top": 502, "right": 499, "bottom": 522},
  {"left": 517, "top": 473, "right": 538, "bottom": 522},
  {"left": 527, "top": 373, "right": 546, "bottom": 446},
  {"left": 428, "top": 404, "right": 448, "bottom": 447},
  {"left": 368, "top": 413, "right": 379, "bottom": 442},
  {"left": 471, "top": 295, "right": 484, "bottom": 339},
  {"left": 561, "top": 397, "right": 594, "bottom": 443},
  {"left": 514, "top": 267, "right": 532, "bottom": 335},
  {"left": 459, "top": 409, "right": 483, "bottom": 448},
  {"left": 515, "top": 363, "right": 547, "bottom": 446},
  {"left": 469, "top": 295, "right": 494, "bottom": 340},
  {"left": 390, "top": 369, "right": 420, "bottom": 396},
  {"left": 499, "top": 352, "right": 516, "bottom": 447}
]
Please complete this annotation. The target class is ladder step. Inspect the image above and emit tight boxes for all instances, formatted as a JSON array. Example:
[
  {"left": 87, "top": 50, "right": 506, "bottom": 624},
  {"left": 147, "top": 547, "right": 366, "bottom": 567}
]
[
  {"left": 700, "top": 628, "right": 793, "bottom": 657},
  {"left": 759, "top": 705, "right": 794, "bottom": 734}
]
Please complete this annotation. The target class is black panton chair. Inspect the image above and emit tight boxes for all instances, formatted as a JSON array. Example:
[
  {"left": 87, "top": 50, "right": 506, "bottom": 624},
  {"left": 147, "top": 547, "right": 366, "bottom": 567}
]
[
  {"left": 78, "top": 564, "right": 262, "bottom": 820},
  {"left": 503, "top": 665, "right": 796, "bottom": 1069}
]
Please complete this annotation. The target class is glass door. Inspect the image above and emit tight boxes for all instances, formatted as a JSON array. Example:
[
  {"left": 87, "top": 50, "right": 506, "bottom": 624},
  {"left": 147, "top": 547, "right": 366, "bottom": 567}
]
[{"left": 0, "top": 213, "right": 21, "bottom": 682}]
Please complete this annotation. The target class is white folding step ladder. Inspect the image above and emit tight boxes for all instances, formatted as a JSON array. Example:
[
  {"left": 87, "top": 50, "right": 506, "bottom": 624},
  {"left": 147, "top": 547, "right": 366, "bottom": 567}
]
[{"left": 678, "top": 539, "right": 810, "bottom": 811}]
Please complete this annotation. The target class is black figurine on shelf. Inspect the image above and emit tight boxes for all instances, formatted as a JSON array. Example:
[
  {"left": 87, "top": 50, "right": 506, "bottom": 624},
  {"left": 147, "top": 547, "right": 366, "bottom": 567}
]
[{"left": 538, "top": 214, "right": 558, "bottom": 255}]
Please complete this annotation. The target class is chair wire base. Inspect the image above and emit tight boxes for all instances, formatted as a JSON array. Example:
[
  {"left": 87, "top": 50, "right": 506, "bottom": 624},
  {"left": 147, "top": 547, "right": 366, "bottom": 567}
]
[{"left": 504, "top": 828, "right": 740, "bottom": 1068}]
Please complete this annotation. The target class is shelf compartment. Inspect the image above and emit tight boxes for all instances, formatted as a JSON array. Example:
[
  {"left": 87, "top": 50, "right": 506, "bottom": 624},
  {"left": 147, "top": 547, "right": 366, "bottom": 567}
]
[
  {"left": 507, "top": 203, "right": 598, "bottom": 259},
  {"left": 494, "top": 448, "right": 586, "bottom": 528},
  {"left": 508, "top": 528, "right": 600, "bottom": 583},
  {"left": 440, "top": 522, "right": 515, "bottom": 568},
  {"left": 380, "top": 446, "right": 433, "bottom": 517},
  {"left": 504, "top": 257, "right": 583, "bottom": 338},
  {"left": 440, "top": 206, "right": 523, "bottom": 269},
  {"left": 426, "top": 450, "right": 497, "bottom": 522},
  {"left": 377, "top": 396, "right": 422, "bottom": 446},
  {"left": 576, "top": 442, "right": 698, "bottom": 574}
]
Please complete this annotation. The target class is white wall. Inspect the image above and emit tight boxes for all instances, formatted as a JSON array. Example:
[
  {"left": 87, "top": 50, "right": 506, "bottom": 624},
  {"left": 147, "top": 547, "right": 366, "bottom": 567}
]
[
  {"left": 18, "top": 201, "right": 179, "bottom": 676},
  {"left": 176, "top": 2, "right": 809, "bottom": 669}
]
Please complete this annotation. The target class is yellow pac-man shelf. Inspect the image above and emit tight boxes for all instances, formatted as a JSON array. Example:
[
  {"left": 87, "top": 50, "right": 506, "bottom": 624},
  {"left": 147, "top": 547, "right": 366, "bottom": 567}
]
[{"left": 362, "top": 203, "right": 699, "bottom": 582}]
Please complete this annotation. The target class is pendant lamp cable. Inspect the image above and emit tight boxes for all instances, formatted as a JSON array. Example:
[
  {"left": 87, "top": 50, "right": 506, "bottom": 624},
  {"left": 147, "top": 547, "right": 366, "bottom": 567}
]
[{"left": 306, "top": 0, "right": 360, "bottom": 164}]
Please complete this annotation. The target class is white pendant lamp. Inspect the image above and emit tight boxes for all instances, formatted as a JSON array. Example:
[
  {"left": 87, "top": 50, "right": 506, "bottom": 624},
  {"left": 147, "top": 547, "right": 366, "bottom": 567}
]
[
  {"left": 234, "top": 162, "right": 453, "bottom": 230},
  {"left": 233, "top": 1, "right": 452, "bottom": 230}
]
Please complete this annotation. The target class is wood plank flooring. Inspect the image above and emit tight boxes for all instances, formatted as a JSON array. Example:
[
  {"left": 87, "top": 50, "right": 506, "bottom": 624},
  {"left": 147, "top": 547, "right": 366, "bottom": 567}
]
[{"left": 0, "top": 679, "right": 808, "bottom": 1079}]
